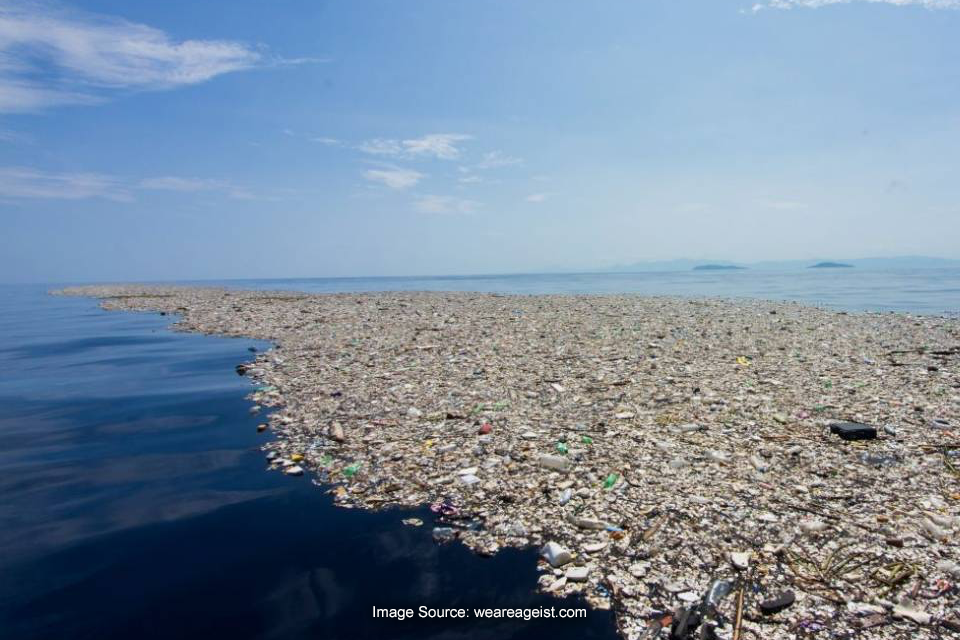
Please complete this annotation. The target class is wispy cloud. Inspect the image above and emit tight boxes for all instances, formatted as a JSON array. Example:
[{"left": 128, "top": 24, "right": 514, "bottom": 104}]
[
  {"left": 0, "top": 166, "right": 255, "bottom": 201},
  {"left": 457, "top": 150, "right": 523, "bottom": 182},
  {"left": 0, "top": 128, "right": 29, "bottom": 143},
  {"left": 413, "top": 194, "right": 479, "bottom": 214},
  {"left": 525, "top": 193, "right": 550, "bottom": 203},
  {"left": 752, "top": 0, "right": 960, "bottom": 10},
  {"left": 0, "top": 166, "right": 130, "bottom": 201},
  {"left": 139, "top": 176, "right": 253, "bottom": 199},
  {"left": 357, "top": 138, "right": 403, "bottom": 156},
  {"left": 474, "top": 151, "right": 522, "bottom": 170},
  {"left": 402, "top": 134, "right": 472, "bottom": 159},
  {"left": 358, "top": 134, "right": 472, "bottom": 160},
  {"left": 0, "top": 1, "right": 312, "bottom": 113},
  {"left": 363, "top": 166, "right": 424, "bottom": 190}
]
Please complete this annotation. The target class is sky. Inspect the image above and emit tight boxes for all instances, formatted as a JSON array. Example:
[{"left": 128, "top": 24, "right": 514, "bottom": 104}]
[{"left": 1, "top": 0, "right": 959, "bottom": 283}]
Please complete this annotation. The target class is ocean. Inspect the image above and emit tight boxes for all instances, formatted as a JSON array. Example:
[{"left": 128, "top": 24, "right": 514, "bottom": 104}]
[
  {"left": 206, "top": 267, "right": 960, "bottom": 314},
  {"left": 1, "top": 268, "right": 958, "bottom": 639}
]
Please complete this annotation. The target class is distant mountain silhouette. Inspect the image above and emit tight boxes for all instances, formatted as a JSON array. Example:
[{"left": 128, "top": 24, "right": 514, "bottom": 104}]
[
  {"left": 693, "top": 264, "right": 746, "bottom": 271},
  {"left": 809, "top": 262, "right": 853, "bottom": 269}
]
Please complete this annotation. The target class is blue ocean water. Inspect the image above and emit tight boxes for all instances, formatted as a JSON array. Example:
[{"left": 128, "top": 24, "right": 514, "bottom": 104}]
[
  {"left": 0, "top": 269, "right": 957, "bottom": 639},
  {"left": 205, "top": 267, "right": 960, "bottom": 315}
]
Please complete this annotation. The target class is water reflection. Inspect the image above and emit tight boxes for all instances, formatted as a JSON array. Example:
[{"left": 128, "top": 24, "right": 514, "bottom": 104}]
[{"left": 0, "top": 287, "right": 617, "bottom": 640}]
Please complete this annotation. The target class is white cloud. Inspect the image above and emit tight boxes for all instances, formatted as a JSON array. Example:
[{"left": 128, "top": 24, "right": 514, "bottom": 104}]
[
  {"left": 363, "top": 166, "right": 424, "bottom": 190},
  {"left": 358, "top": 134, "right": 472, "bottom": 160},
  {"left": 357, "top": 138, "right": 404, "bottom": 156},
  {"left": 753, "top": 0, "right": 960, "bottom": 10},
  {"left": 403, "top": 134, "right": 472, "bottom": 159},
  {"left": 414, "top": 194, "right": 479, "bottom": 214},
  {"left": 0, "top": 166, "right": 130, "bottom": 200},
  {"left": 139, "top": 176, "right": 252, "bottom": 199},
  {"left": 0, "top": 1, "right": 306, "bottom": 113},
  {"left": 525, "top": 193, "right": 549, "bottom": 203},
  {"left": 0, "top": 79, "right": 100, "bottom": 112},
  {"left": 456, "top": 151, "right": 523, "bottom": 182},
  {"left": 0, "top": 166, "right": 257, "bottom": 201},
  {"left": 475, "top": 151, "right": 522, "bottom": 170}
]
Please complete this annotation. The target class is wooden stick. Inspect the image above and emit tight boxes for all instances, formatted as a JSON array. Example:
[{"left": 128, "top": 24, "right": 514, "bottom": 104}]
[{"left": 732, "top": 585, "right": 745, "bottom": 640}]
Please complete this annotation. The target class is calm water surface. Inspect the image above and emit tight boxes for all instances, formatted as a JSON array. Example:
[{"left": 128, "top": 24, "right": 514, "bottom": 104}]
[
  {"left": 210, "top": 268, "right": 960, "bottom": 314},
  {"left": 0, "top": 285, "right": 617, "bottom": 640},
  {"left": 1, "top": 269, "right": 957, "bottom": 639}
]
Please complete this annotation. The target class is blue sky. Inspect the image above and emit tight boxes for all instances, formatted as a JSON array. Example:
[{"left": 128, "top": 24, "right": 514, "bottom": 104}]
[{"left": 1, "top": 0, "right": 959, "bottom": 282}]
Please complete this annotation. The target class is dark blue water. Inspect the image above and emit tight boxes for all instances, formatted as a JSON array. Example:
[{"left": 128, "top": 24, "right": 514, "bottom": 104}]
[
  {"left": 199, "top": 267, "right": 960, "bottom": 315},
  {"left": 0, "top": 286, "right": 618, "bottom": 640}
]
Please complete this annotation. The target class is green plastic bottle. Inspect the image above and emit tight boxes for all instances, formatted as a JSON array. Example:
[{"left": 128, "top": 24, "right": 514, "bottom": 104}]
[
  {"left": 603, "top": 473, "right": 618, "bottom": 490},
  {"left": 343, "top": 462, "right": 361, "bottom": 477},
  {"left": 555, "top": 442, "right": 569, "bottom": 454}
]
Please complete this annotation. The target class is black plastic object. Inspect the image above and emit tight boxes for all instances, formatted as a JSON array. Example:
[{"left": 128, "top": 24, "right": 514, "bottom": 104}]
[
  {"left": 759, "top": 591, "right": 795, "bottom": 615},
  {"left": 829, "top": 421, "right": 877, "bottom": 441},
  {"left": 669, "top": 607, "right": 702, "bottom": 639}
]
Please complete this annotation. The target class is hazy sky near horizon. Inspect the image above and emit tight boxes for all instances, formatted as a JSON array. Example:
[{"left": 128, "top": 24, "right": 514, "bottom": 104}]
[{"left": 1, "top": 0, "right": 959, "bottom": 283}]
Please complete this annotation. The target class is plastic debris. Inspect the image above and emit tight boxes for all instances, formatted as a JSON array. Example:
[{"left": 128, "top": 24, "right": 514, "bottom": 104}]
[
  {"left": 541, "top": 541, "right": 574, "bottom": 567},
  {"left": 432, "top": 527, "right": 455, "bottom": 543},
  {"left": 729, "top": 551, "right": 751, "bottom": 570},
  {"left": 539, "top": 455, "right": 570, "bottom": 472},
  {"left": 59, "top": 285, "right": 960, "bottom": 640},
  {"left": 829, "top": 421, "right": 878, "bottom": 441},
  {"left": 799, "top": 519, "right": 828, "bottom": 534},
  {"left": 759, "top": 591, "right": 795, "bottom": 616},
  {"left": 893, "top": 598, "right": 932, "bottom": 625},
  {"left": 565, "top": 566, "right": 589, "bottom": 582}
]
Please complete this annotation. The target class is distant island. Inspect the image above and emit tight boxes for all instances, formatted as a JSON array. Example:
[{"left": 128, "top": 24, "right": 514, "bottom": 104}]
[
  {"left": 600, "top": 255, "right": 959, "bottom": 273},
  {"left": 693, "top": 264, "right": 746, "bottom": 271}
]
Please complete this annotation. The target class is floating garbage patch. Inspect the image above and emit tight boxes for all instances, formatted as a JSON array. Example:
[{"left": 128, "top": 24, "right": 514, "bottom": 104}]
[{"left": 57, "top": 285, "right": 960, "bottom": 639}]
